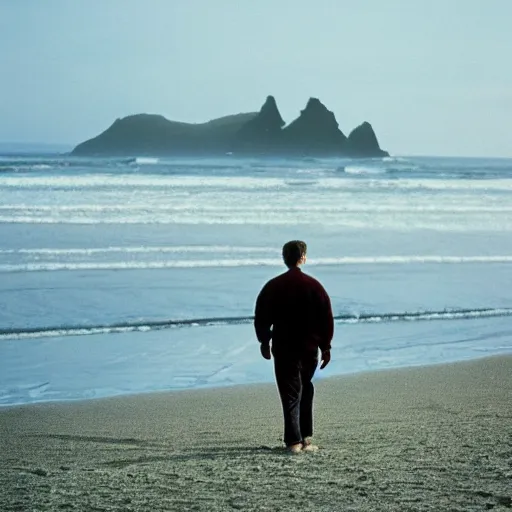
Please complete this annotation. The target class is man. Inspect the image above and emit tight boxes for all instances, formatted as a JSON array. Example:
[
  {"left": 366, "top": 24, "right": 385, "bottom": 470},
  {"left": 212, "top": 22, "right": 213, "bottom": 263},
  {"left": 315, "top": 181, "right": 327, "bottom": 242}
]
[{"left": 254, "top": 240, "right": 334, "bottom": 453}]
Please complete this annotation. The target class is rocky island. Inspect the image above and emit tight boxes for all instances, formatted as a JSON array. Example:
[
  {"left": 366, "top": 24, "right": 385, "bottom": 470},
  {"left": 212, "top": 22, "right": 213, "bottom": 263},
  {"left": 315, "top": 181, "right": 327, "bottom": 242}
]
[{"left": 72, "top": 96, "right": 388, "bottom": 158}]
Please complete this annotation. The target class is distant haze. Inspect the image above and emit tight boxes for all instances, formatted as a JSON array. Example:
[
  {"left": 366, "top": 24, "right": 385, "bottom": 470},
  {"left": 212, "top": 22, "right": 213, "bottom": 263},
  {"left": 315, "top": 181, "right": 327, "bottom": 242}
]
[{"left": 1, "top": 0, "right": 511, "bottom": 157}]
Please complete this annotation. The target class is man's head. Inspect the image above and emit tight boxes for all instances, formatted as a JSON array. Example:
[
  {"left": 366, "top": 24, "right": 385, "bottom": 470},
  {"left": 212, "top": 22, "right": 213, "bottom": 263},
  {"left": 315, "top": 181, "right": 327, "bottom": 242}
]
[{"left": 282, "top": 240, "right": 307, "bottom": 268}]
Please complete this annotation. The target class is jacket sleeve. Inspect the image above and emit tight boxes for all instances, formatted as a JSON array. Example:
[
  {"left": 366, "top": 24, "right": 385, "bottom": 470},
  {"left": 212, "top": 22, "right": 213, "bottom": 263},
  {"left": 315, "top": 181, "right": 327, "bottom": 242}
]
[
  {"left": 317, "top": 285, "right": 334, "bottom": 351},
  {"left": 254, "top": 283, "right": 272, "bottom": 345}
]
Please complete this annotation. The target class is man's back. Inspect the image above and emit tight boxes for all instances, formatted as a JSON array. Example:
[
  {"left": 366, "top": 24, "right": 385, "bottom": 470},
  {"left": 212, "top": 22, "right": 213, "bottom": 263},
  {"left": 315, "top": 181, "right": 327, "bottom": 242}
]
[
  {"left": 254, "top": 267, "right": 333, "bottom": 356},
  {"left": 254, "top": 240, "right": 333, "bottom": 451}
]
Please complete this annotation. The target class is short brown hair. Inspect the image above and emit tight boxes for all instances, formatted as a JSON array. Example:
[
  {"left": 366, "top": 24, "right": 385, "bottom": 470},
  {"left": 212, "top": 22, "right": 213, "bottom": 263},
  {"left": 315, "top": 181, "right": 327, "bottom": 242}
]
[{"left": 282, "top": 240, "right": 307, "bottom": 268}]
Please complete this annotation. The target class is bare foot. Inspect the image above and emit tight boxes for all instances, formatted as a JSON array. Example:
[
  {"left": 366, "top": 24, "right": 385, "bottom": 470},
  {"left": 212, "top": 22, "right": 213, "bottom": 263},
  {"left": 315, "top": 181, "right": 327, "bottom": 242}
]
[
  {"left": 302, "top": 437, "right": 319, "bottom": 452},
  {"left": 286, "top": 443, "right": 303, "bottom": 454}
]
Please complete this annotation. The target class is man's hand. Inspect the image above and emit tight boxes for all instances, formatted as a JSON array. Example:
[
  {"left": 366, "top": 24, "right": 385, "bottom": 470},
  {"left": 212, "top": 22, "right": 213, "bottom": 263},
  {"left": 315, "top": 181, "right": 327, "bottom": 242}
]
[
  {"left": 320, "top": 349, "right": 331, "bottom": 369},
  {"left": 260, "top": 344, "right": 271, "bottom": 360}
]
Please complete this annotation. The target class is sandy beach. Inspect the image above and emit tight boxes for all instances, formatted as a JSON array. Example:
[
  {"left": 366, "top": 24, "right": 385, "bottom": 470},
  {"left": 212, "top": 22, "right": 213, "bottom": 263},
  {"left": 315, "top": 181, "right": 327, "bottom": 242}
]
[{"left": 1, "top": 355, "right": 511, "bottom": 511}]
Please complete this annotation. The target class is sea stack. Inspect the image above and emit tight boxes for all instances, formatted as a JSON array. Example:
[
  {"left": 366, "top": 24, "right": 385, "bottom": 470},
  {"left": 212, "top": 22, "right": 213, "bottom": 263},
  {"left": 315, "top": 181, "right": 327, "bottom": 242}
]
[
  {"left": 346, "top": 121, "right": 388, "bottom": 157},
  {"left": 233, "top": 96, "right": 285, "bottom": 153},
  {"left": 282, "top": 98, "right": 347, "bottom": 155}
]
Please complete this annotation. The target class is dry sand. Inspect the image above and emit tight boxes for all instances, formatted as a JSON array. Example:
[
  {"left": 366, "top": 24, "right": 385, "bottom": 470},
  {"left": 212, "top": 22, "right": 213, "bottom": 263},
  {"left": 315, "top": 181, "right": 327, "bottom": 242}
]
[{"left": 1, "top": 355, "right": 511, "bottom": 511}]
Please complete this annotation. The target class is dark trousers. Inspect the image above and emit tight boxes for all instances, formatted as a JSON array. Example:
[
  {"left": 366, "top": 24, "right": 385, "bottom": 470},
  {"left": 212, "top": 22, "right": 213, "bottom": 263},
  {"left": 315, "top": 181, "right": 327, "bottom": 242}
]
[{"left": 273, "top": 353, "right": 318, "bottom": 446}]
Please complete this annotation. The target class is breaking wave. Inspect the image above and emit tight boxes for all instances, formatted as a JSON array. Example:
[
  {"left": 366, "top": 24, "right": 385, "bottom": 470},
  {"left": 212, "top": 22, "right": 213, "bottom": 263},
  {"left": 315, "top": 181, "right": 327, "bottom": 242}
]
[
  {"left": 1, "top": 308, "right": 511, "bottom": 341},
  {"left": 343, "top": 165, "right": 386, "bottom": 175},
  {"left": 2, "top": 174, "right": 512, "bottom": 191},
  {"left": 2, "top": 204, "right": 512, "bottom": 213},
  {"left": 0, "top": 245, "right": 277, "bottom": 256},
  {"left": 1, "top": 255, "right": 511, "bottom": 273},
  {"left": 128, "top": 157, "right": 159, "bottom": 165}
]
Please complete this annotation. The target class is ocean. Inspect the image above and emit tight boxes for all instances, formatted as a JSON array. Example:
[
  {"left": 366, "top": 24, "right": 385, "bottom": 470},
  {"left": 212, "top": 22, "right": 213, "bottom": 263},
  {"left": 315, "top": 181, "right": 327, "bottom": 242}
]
[{"left": 1, "top": 154, "right": 511, "bottom": 406}]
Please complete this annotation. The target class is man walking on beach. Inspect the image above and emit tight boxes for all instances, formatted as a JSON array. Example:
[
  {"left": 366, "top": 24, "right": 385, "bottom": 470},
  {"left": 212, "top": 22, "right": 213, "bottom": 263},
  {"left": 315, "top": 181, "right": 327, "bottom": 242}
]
[{"left": 254, "top": 240, "right": 334, "bottom": 453}]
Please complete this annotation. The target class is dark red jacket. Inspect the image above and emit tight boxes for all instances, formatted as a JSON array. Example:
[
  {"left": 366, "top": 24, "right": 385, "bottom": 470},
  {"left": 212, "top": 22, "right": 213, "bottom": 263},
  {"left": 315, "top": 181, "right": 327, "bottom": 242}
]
[{"left": 254, "top": 267, "right": 334, "bottom": 357}]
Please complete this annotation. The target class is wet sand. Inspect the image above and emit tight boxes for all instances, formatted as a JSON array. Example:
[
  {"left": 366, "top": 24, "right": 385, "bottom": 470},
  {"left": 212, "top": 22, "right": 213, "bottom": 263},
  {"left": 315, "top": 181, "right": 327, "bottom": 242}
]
[{"left": 1, "top": 355, "right": 511, "bottom": 511}]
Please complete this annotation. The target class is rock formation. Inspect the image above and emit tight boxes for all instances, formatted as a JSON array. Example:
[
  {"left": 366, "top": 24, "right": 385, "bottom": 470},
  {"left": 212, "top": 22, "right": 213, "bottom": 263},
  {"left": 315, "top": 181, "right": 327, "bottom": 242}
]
[
  {"left": 281, "top": 98, "right": 348, "bottom": 155},
  {"left": 71, "top": 97, "right": 388, "bottom": 157},
  {"left": 72, "top": 112, "right": 257, "bottom": 156},
  {"left": 346, "top": 122, "right": 388, "bottom": 157},
  {"left": 233, "top": 95, "right": 285, "bottom": 153}
]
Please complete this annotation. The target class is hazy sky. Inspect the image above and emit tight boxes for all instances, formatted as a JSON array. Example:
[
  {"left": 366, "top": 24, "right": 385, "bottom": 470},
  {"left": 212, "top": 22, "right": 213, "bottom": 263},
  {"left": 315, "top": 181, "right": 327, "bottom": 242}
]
[{"left": 1, "top": 1, "right": 511, "bottom": 156}]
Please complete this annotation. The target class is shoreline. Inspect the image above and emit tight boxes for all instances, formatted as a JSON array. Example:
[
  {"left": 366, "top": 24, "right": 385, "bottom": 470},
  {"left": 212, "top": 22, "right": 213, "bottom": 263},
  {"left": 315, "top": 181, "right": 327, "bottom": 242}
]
[{"left": 2, "top": 350, "right": 511, "bottom": 410}]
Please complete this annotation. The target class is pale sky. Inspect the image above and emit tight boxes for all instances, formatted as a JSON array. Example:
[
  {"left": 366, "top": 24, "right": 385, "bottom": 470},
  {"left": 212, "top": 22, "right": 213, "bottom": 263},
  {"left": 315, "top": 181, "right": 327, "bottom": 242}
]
[{"left": 0, "top": 0, "right": 511, "bottom": 156}]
